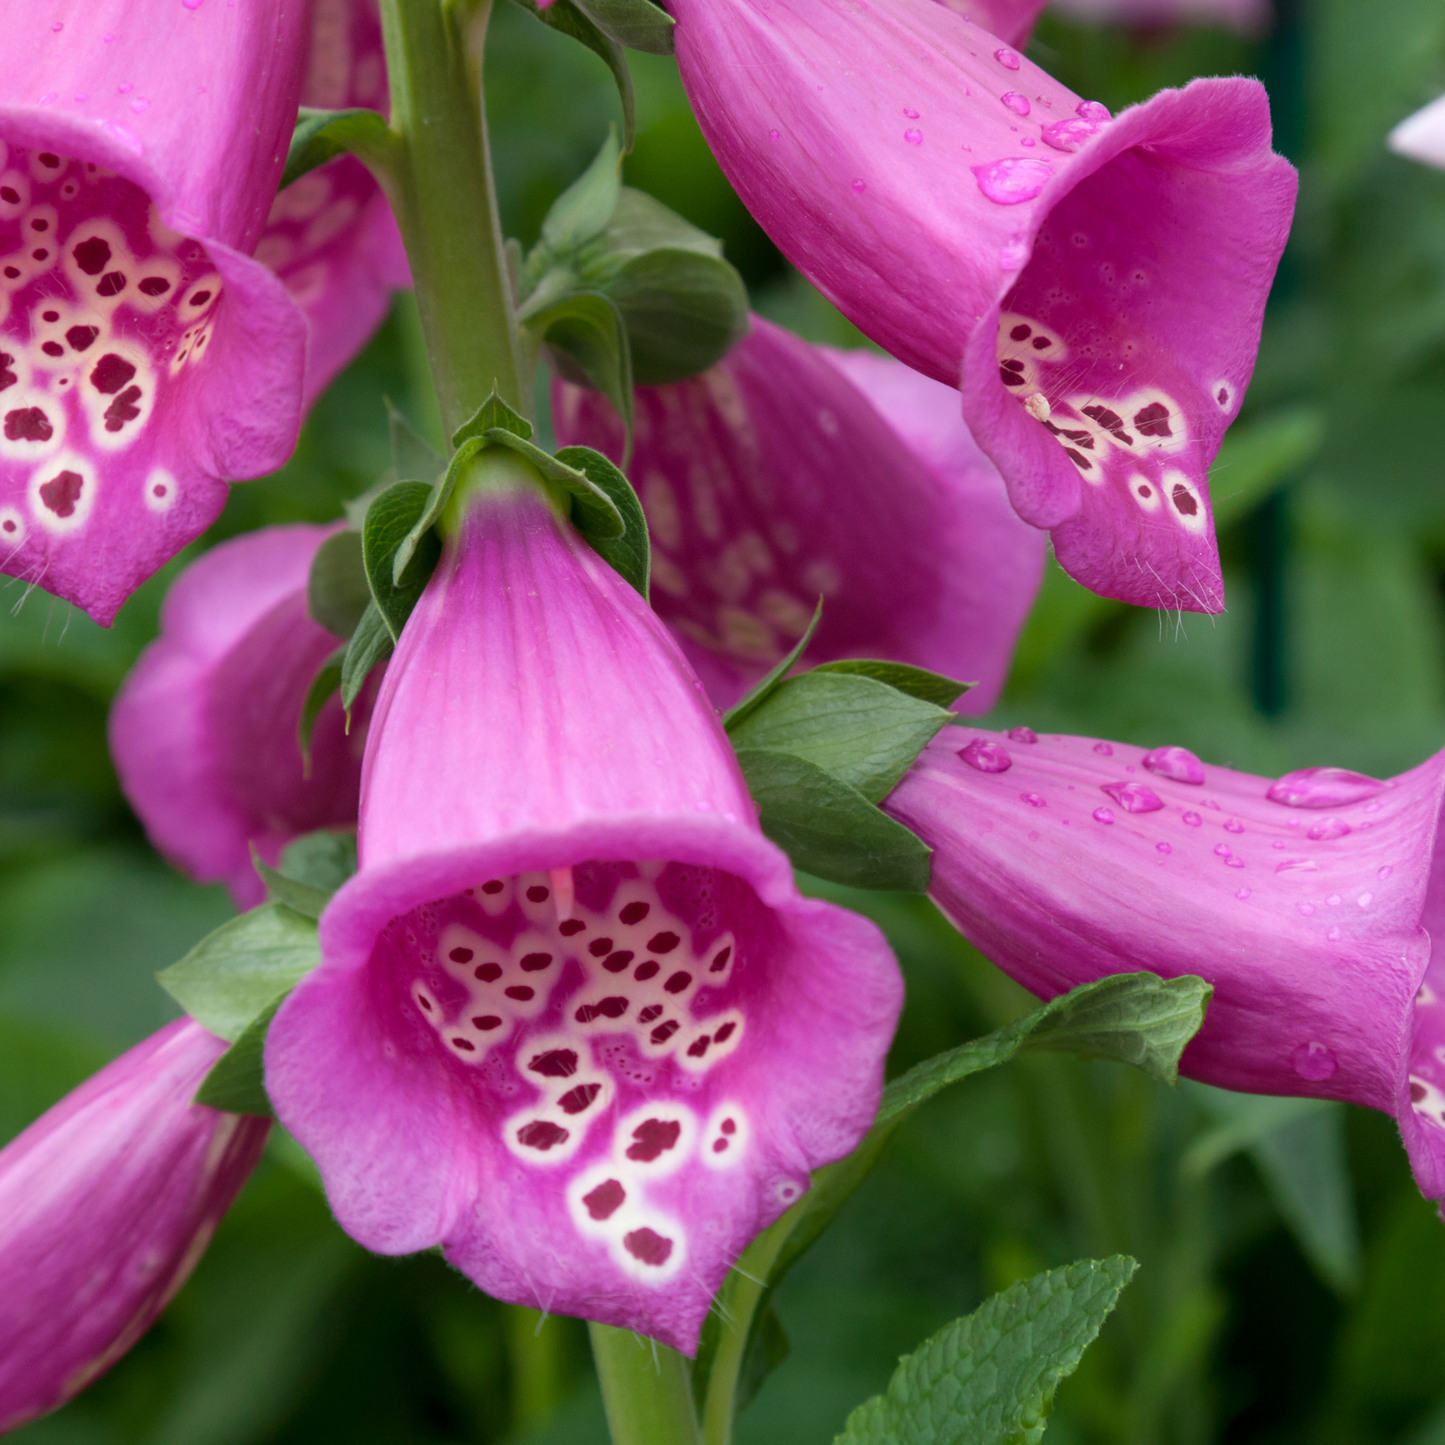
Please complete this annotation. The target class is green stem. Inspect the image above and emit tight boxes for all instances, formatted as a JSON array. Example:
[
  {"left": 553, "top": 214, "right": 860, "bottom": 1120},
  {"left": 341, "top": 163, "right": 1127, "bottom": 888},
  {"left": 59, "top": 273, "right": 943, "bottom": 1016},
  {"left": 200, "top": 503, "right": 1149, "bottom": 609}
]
[
  {"left": 505, "top": 1305, "right": 568, "bottom": 1433},
  {"left": 589, "top": 1323, "right": 702, "bottom": 1445},
  {"left": 377, "top": 0, "right": 523, "bottom": 436}
]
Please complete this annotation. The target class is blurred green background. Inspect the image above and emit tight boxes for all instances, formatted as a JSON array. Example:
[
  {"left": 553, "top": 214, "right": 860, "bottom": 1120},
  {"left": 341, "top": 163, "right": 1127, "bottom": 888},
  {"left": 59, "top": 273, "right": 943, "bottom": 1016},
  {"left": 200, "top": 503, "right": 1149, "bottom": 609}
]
[{"left": 8, "top": 0, "right": 1445, "bottom": 1440}]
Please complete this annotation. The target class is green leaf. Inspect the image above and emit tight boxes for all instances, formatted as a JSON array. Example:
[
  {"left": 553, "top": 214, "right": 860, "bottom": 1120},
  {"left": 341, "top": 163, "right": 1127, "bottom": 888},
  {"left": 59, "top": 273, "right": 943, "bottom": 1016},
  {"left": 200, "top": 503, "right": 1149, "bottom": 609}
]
[
  {"left": 530, "top": 290, "right": 635, "bottom": 461},
  {"left": 157, "top": 904, "right": 321, "bottom": 1043},
  {"left": 571, "top": 0, "right": 675, "bottom": 54},
  {"left": 737, "top": 1308, "right": 790, "bottom": 1414},
  {"left": 1209, "top": 406, "right": 1325, "bottom": 530},
  {"left": 297, "top": 647, "right": 344, "bottom": 769},
  {"left": 539, "top": 127, "right": 623, "bottom": 257},
  {"left": 281, "top": 106, "right": 391, "bottom": 189},
  {"left": 734, "top": 748, "right": 933, "bottom": 892},
  {"left": 814, "top": 659, "right": 973, "bottom": 711},
  {"left": 451, "top": 390, "right": 533, "bottom": 450},
  {"left": 729, "top": 672, "right": 949, "bottom": 804},
  {"left": 574, "top": 188, "right": 723, "bottom": 279},
  {"left": 508, "top": 0, "right": 637, "bottom": 149},
  {"left": 280, "top": 830, "right": 358, "bottom": 896},
  {"left": 834, "top": 1258, "right": 1137, "bottom": 1445},
  {"left": 252, "top": 856, "right": 331, "bottom": 922},
  {"left": 388, "top": 400, "right": 444, "bottom": 486},
  {"left": 484, "top": 427, "right": 626, "bottom": 538},
  {"left": 194, "top": 996, "right": 283, "bottom": 1117},
  {"left": 722, "top": 599, "right": 824, "bottom": 732},
  {"left": 306, "top": 530, "right": 370, "bottom": 639},
  {"left": 362, "top": 480, "right": 442, "bottom": 641},
  {"left": 555, "top": 445, "right": 649, "bottom": 596},
  {"left": 392, "top": 437, "right": 487, "bottom": 584},
  {"left": 341, "top": 601, "right": 393, "bottom": 713}
]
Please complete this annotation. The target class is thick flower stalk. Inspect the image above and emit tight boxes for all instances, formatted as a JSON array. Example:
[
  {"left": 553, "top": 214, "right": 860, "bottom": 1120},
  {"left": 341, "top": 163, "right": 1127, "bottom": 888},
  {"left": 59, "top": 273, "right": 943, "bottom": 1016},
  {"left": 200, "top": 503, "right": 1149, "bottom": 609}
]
[
  {"left": 884, "top": 728, "right": 1445, "bottom": 1199},
  {"left": 0, "top": 1019, "right": 270, "bottom": 1432},
  {"left": 664, "top": 0, "right": 1297, "bottom": 612},
  {"left": 0, "top": 2, "right": 311, "bottom": 623},
  {"left": 264, "top": 454, "right": 903, "bottom": 1353},
  {"left": 258, "top": 0, "right": 410, "bottom": 406},
  {"left": 110, "top": 524, "right": 371, "bottom": 910},
  {"left": 553, "top": 316, "right": 1045, "bottom": 709}
]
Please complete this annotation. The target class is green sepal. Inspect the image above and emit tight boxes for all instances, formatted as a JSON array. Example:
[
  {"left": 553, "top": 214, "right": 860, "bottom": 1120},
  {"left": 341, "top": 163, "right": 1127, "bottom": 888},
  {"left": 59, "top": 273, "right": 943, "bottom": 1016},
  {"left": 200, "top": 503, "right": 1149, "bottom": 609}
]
[
  {"left": 528, "top": 290, "right": 635, "bottom": 462},
  {"left": 297, "top": 646, "right": 344, "bottom": 770},
  {"left": 728, "top": 672, "right": 950, "bottom": 805},
  {"left": 835, "top": 1258, "right": 1138, "bottom": 1445},
  {"left": 341, "top": 601, "right": 393, "bottom": 714},
  {"left": 392, "top": 437, "right": 486, "bottom": 585},
  {"left": 281, "top": 106, "right": 392, "bottom": 189},
  {"left": 734, "top": 747, "right": 933, "bottom": 892},
  {"left": 194, "top": 996, "right": 283, "bottom": 1117},
  {"left": 307, "top": 530, "right": 370, "bottom": 639},
  {"left": 722, "top": 600, "right": 823, "bottom": 732},
  {"left": 813, "top": 659, "right": 973, "bottom": 711},
  {"left": 572, "top": 188, "right": 724, "bottom": 280},
  {"left": 388, "top": 400, "right": 445, "bottom": 487},
  {"left": 362, "top": 480, "right": 442, "bottom": 641},
  {"left": 538, "top": 126, "right": 623, "bottom": 260},
  {"left": 737, "top": 1308, "right": 790, "bottom": 1415},
  {"left": 157, "top": 903, "right": 322, "bottom": 1043},
  {"left": 252, "top": 852, "right": 332, "bottom": 922},
  {"left": 279, "top": 829, "right": 358, "bottom": 895},
  {"left": 451, "top": 391, "right": 532, "bottom": 450},
  {"left": 555, "top": 445, "right": 649, "bottom": 597},
  {"left": 484, "top": 427, "right": 625, "bottom": 538}
]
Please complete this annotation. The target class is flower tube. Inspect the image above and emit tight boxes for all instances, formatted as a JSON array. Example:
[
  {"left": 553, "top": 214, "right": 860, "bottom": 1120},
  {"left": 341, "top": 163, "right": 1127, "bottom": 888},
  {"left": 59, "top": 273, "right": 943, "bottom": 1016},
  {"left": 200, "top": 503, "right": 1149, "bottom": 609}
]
[
  {"left": 0, "top": 1019, "right": 270, "bottom": 1431},
  {"left": 665, "top": 0, "right": 1297, "bottom": 611},
  {"left": 553, "top": 316, "right": 1045, "bottom": 708},
  {"left": 883, "top": 728, "right": 1445, "bottom": 1199},
  {"left": 110, "top": 524, "right": 371, "bottom": 910},
  {"left": 264, "top": 453, "right": 902, "bottom": 1352},
  {"left": 0, "top": 2, "right": 311, "bottom": 623}
]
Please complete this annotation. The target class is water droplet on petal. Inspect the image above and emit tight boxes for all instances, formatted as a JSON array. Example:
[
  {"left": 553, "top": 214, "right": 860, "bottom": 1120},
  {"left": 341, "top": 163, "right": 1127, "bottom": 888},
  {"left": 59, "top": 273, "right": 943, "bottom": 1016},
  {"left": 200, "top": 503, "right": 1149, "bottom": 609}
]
[
  {"left": 1236, "top": 888, "right": 1251, "bottom": 900},
  {"left": 1092, "top": 807, "right": 1115, "bottom": 825},
  {"left": 1077, "top": 100, "right": 1111, "bottom": 122},
  {"left": 1291, "top": 1041, "right": 1337, "bottom": 1081},
  {"left": 768, "top": 128, "right": 780, "bottom": 141},
  {"left": 1379, "top": 865, "right": 1394, "bottom": 880},
  {"left": 1275, "top": 858, "right": 1318, "bottom": 875},
  {"left": 1297, "top": 902, "right": 1315, "bottom": 916},
  {"left": 1001, "top": 91, "right": 1031, "bottom": 116},
  {"left": 851, "top": 179, "right": 866, "bottom": 193},
  {"left": 1226, "top": 858, "right": 1244, "bottom": 868},
  {"left": 1142, "top": 745, "right": 1205, "bottom": 785},
  {"left": 1224, "top": 819, "right": 1244, "bottom": 834},
  {"left": 1327, "top": 894, "right": 1340, "bottom": 906},
  {"left": 1008, "top": 726, "right": 1039, "bottom": 743},
  {"left": 1157, "top": 842, "right": 1172, "bottom": 854},
  {"left": 1040, "top": 117, "right": 1101, "bottom": 153},
  {"left": 1214, "top": 843, "right": 1232, "bottom": 858},
  {"left": 1183, "top": 811, "right": 1202, "bottom": 827},
  {"left": 182, "top": 0, "right": 205, "bottom": 10},
  {"left": 1021, "top": 791, "right": 1046, "bottom": 806},
  {"left": 1358, "top": 892, "right": 1373, "bottom": 908},
  {"left": 1093, "top": 742, "right": 1114, "bottom": 756},
  {"left": 903, "top": 106, "right": 920, "bottom": 118},
  {"left": 1102, "top": 780, "right": 1164, "bottom": 814},
  {"left": 904, "top": 128, "right": 923, "bottom": 144},
  {"left": 1267, "top": 766, "right": 1385, "bottom": 809},
  {"left": 972, "top": 156, "right": 1052, "bottom": 204},
  {"left": 960, "top": 739, "right": 1011, "bottom": 773},
  {"left": 995, "top": 47, "right": 1021, "bottom": 68},
  {"left": 1307, "top": 817, "right": 1351, "bottom": 841},
  {"left": 1328, "top": 926, "right": 1341, "bottom": 941}
]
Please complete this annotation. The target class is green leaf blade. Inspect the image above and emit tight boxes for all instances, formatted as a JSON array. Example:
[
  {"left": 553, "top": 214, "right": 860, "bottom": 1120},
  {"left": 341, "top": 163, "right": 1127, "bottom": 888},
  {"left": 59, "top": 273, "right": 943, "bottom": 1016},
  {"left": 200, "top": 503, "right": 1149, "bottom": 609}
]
[
  {"left": 281, "top": 107, "right": 392, "bottom": 189},
  {"left": 341, "top": 601, "right": 392, "bottom": 713},
  {"left": 722, "top": 599, "right": 823, "bottom": 732},
  {"left": 194, "top": 997, "right": 283, "bottom": 1117},
  {"left": 307, "top": 530, "right": 370, "bottom": 639},
  {"left": 555, "top": 445, "right": 650, "bottom": 596},
  {"left": 361, "top": 480, "right": 441, "bottom": 641},
  {"left": 814, "top": 659, "right": 973, "bottom": 710}
]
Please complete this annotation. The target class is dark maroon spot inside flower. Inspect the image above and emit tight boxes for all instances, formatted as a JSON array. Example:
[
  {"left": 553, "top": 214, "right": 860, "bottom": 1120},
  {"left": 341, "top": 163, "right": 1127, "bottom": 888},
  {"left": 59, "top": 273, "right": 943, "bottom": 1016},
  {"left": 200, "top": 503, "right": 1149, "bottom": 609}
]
[
  {"left": 687, "top": 1036, "right": 710, "bottom": 1058},
  {"left": 588, "top": 937, "right": 613, "bottom": 957},
  {"left": 526, "top": 885, "right": 549, "bottom": 902},
  {"left": 710, "top": 946, "right": 732, "bottom": 974},
  {"left": 634, "top": 961, "right": 659, "bottom": 981},
  {"left": 504, "top": 985, "right": 534, "bottom": 1001},
  {"left": 472, "top": 1015, "right": 502, "bottom": 1030},
  {"left": 418, "top": 996, "right": 433, "bottom": 1011},
  {"left": 452, "top": 1037, "right": 476, "bottom": 1052},
  {"left": 598, "top": 996, "right": 629, "bottom": 1018},
  {"left": 0, "top": 354, "right": 14, "bottom": 391},
  {"left": 481, "top": 879, "right": 504, "bottom": 894},
  {"left": 1171, "top": 484, "right": 1198, "bottom": 517},
  {"left": 623, "top": 1228, "right": 673, "bottom": 1266},
  {"left": 138, "top": 276, "right": 171, "bottom": 296},
  {"left": 30, "top": 218, "right": 48, "bottom": 233},
  {"left": 31, "top": 249, "right": 49, "bottom": 261},
  {"left": 664, "top": 971, "right": 692, "bottom": 994},
  {"left": 648, "top": 931, "right": 679, "bottom": 953},
  {"left": 714, "top": 1021, "right": 737, "bottom": 1043},
  {"left": 603, "top": 950, "right": 634, "bottom": 973},
  {"left": 558, "top": 1083, "right": 602, "bottom": 1115},
  {"left": 721, "top": 1118, "right": 736, "bottom": 1135},
  {"left": 627, "top": 1118, "right": 681, "bottom": 1162},
  {"left": 65, "top": 325, "right": 98, "bottom": 352},
  {"left": 475, "top": 962, "right": 502, "bottom": 982},
  {"left": 1217, "top": 386, "right": 1229, "bottom": 405},
  {"left": 188, "top": 288, "right": 212, "bottom": 307},
  {"left": 449, "top": 946, "right": 474, "bottom": 964},
  {"left": 97, "top": 271, "right": 126, "bottom": 296},
  {"left": 649, "top": 1020, "right": 679, "bottom": 1046},
  {"left": 72, "top": 236, "right": 111, "bottom": 274},
  {"left": 1010, "top": 323, "right": 1031, "bottom": 341},
  {"left": 42, "top": 310, "right": 58, "bottom": 322},
  {"left": 0, "top": 187, "right": 18, "bottom": 204},
  {"left": 521, "top": 952, "right": 553, "bottom": 972},
  {"left": 41, "top": 341, "right": 64, "bottom": 358},
  {"left": 583, "top": 1179, "right": 626, "bottom": 1220},
  {"left": 5, "top": 407, "right": 52, "bottom": 442},
  {"left": 38, "top": 153, "right": 59, "bottom": 169},
  {"left": 713, "top": 1139, "right": 728, "bottom": 1153},
  {"left": 39, "top": 470, "right": 83, "bottom": 517},
  {"left": 1133, "top": 401, "right": 1172, "bottom": 437},
  {"left": 2, "top": 267, "right": 19, "bottom": 279},
  {"left": 1412, "top": 1081, "right": 1427, "bottom": 1102},
  {"left": 1082, "top": 404, "right": 1132, "bottom": 444},
  {"left": 638, "top": 1005, "right": 663, "bottom": 1024},
  {"left": 1031, "top": 335, "right": 1051, "bottom": 350},
  {"left": 1064, "top": 448, "right": 1091, "bottom": 469},
  {"left": 151, "top": 483, "right": 166, "bottom": 498},
  {"left": 619, "top": 901, "right": 650, "bottom": 925},
  {"left": 529, "top": 1048, "right": 578, "bottom": 1078},
  {"left": 90, "top": 353, "right": 136, "bottom": 394},
  {"left": 1138, "top": 485, "right": 1152, "bottom": 499},
  {"left": 104, "top": 384, "right": 142, "bottom": 431},
  {"left": 518, "top": 1120, "right": 568, "bottom": 1151},
  {"left": 999, "top": 364, "right": 1026, "bottom": 387},
  {"left": 559, "top": 918, "right": 586, "bottom": 936}
]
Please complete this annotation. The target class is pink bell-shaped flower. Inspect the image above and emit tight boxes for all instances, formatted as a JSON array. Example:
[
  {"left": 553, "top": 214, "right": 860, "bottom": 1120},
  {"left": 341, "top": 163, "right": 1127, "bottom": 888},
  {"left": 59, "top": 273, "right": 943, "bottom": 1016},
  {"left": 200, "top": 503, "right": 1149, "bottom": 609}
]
[
  {"left": 664, "top": 0, "right": 1297, "bottom": 613},
  {"left": 0, "top": 2, "right": 312, "bottom": 623},
  {"left": 264, "top": 454, "right": 903, "bottom": 1353},
  {"left": 1048, "top": 0, "right": 1270, "bottom": 34},
  {"left": 553, "top": 316, "right": 1045, "bottom": 709},
  {"left": 883, "top": 728, "right": 1445, "bottom": 1201},
  {"left": 109, "top": 524, "right": 372, "bottom": 910},
  {"left": 0, "top": 1019, "right": 270, "bottom": 1431}
]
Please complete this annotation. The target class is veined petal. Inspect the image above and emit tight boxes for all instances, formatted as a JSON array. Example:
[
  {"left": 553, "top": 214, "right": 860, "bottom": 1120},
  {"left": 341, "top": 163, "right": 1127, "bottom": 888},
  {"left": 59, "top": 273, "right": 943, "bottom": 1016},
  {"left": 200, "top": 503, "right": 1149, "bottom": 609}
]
[
  {"left": 0, "top": 1019, "right": 269, "bottom": 1432},
  {"left": 666, "top": 0, "right": 1296, "bottom": 611},
  {"left": 553, "top": 316, "right": 1044, "bottom": 709},
  {"left": 884, "top": 728, "right": 1445, "bottom": 1200},
  {"left": 931, "top": 0, "right": 1048, "bottom": 47},
  {"left": 266, "top": 477, "right": 902, "bottom": 1353},
  {"left": 0, "top": 3, "right": 311, "bottom": 622},
  {"left": 109, "top": 524, "right": 371, "bottom": 909}
]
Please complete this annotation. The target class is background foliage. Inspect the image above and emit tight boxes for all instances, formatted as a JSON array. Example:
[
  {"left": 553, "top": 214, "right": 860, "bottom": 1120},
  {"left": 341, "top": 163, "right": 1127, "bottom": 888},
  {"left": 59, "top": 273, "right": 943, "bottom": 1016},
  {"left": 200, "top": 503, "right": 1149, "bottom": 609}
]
[{"left": 7, "top": 0, "right": 1445, "bottom": 1440}]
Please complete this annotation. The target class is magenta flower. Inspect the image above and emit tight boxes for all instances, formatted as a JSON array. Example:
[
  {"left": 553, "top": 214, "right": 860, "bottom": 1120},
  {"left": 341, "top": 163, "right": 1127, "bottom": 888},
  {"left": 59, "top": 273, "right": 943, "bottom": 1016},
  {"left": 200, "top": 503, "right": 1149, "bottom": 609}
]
[
  {"left": 553, "top": 316, "right": 1045, "bottom": 708},
  {"left": 110, "top": 524, "right": 370, "bottom": 910},
  {"left": 0, "top": 1019, "right": 270, "bottom": 1431},
  {"left": 931, "top": 0, "right": 1048, "bottom": 46},
  {"left": 264, "top": 467, "right": 902, "bottom": 1352},
  {"left": 1048, "top": 0, "right": 1269, "bottom": 34},
  {"left": 884, "top": 728, "right": 1445, "bottom": 1199},
  {"left": 1389, "top": 94, "right": 1445, "bottom": 171},
  {"left": 665, "top": 0, "right": 1297, "bottom": 611},
  {"left": 0, "top": 4, "right": 312, "bottom": 623},
  {"left": 258, "top": 0, "right": 410, "bottom": 406}
]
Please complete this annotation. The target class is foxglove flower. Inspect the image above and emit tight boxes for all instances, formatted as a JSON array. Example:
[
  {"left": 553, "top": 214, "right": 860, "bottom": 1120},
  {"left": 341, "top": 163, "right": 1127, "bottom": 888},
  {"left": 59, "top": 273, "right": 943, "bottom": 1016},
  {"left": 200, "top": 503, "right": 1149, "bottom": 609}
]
[
  {"left": 0, "top": 1019, "right": 270, "bottom": 1431},
  {"left": 264, "top": 458, "right": 903, "bottom": 1352},
  {"left": 0, "top": 3, "right": 311, "bottom": 623},
  {"left": 1388, "top": 95, "right": 1445, "bottom": 171},
  {"left": 110, "top": 524, "right": 370, "bottom": 910},
  {"left": 883, "top": 728, "right": 1445, "bottom": 1199},
  {"left": 1048, "top": 0, "right": 1269, "bottom": 34},
  {"left": 665, "top": 0, "right": 1297, "bottom": 611},
  {"left": 932, "top": 0, "right": 1047, "bottom": 46},
  {"left": 258, "top": 0, "right": 410, "bottom": 405},
  {"left": 553, "top": 316, "right": 1044, "bottom": 708}
]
